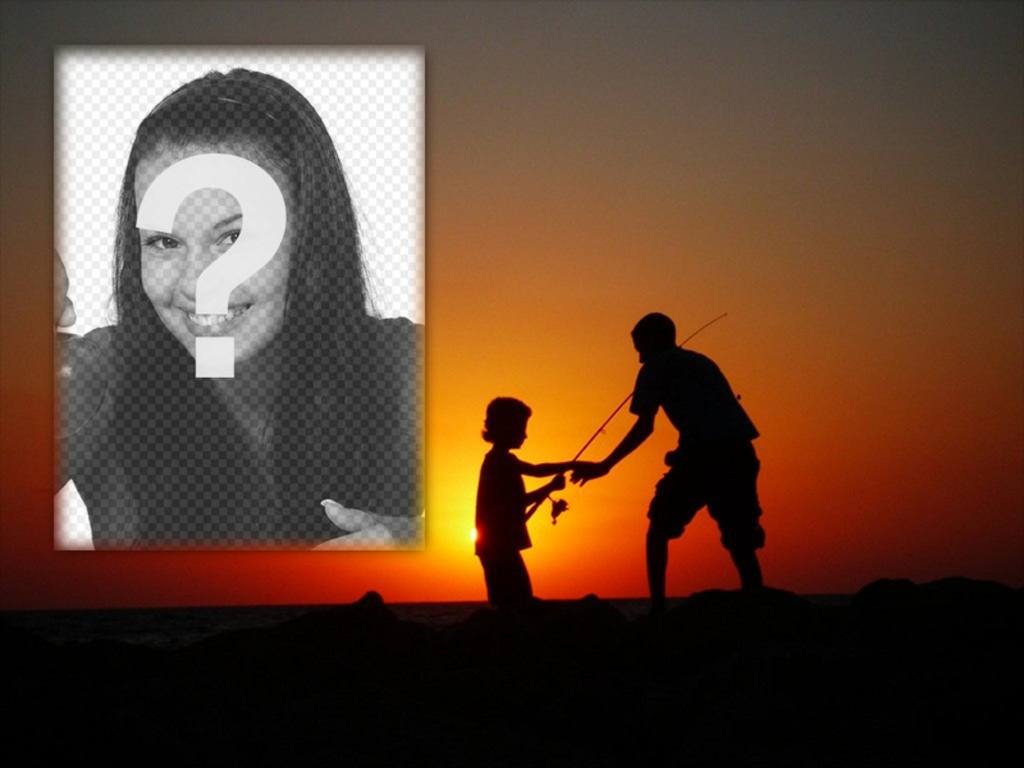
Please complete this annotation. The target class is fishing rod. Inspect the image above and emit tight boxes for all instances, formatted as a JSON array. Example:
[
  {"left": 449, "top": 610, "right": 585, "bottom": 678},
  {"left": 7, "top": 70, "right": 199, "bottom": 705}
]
[{"left": 525, "top": 312, "right": 729, "bottom": 524}]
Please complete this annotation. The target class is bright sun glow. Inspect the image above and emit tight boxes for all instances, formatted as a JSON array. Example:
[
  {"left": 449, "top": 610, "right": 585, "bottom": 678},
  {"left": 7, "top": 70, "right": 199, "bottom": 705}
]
[{"left": 470, "top": 528, "right": 478, "bottom": 543}]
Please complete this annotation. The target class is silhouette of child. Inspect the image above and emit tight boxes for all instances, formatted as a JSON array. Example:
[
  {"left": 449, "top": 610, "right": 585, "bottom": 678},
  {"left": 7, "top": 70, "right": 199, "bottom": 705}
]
[{"left": 475, "top": 398, "right": 574, "bottom": 609}]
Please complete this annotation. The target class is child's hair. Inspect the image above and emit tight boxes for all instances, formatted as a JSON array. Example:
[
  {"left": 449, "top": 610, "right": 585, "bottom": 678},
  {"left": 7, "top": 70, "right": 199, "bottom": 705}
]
[{"left": 482, "top": 397, "right": 532, "bottom": 443}]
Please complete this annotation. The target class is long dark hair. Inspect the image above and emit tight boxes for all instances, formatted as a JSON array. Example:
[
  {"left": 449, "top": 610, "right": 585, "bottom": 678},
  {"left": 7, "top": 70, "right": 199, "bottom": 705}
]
[{"left": 110, "top": 69, "right": 389, "bottom": 545}]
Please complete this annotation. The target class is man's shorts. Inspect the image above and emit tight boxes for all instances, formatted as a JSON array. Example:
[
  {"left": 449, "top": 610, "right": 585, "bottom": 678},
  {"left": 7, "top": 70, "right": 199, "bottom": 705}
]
[{"left": 647, "top": 441, "right": 765, "bottom": 552}]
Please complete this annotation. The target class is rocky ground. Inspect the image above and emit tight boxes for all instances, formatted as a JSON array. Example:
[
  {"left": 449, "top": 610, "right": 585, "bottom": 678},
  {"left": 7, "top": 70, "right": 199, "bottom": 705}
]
[{"left": 3, "top": 577, "right": 1020, "bottom": 766}]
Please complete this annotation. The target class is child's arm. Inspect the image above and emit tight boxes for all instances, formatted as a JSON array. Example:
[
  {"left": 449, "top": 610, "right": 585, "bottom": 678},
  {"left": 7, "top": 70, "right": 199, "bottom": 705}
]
[
  {"left": 524, "top": 473, "right": 566, "bottom": 506},
  {"left": 517, "top": 458, "right": 577, "bottom": 478}
]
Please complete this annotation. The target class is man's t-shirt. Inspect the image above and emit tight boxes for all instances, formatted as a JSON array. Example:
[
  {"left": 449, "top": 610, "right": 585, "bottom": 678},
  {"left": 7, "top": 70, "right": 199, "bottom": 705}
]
[
  {"left": 475, "top": 450, "right": 531, "bottom": 556},
  {"left": 630, "top": 347, "right": 759, "bottom": 450}
]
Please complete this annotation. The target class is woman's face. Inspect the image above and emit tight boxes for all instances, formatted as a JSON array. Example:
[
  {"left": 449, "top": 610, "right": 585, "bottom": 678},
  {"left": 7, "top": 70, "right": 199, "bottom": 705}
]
[{"left": 135, "top": 141, "right": 297, "bottom": 366}]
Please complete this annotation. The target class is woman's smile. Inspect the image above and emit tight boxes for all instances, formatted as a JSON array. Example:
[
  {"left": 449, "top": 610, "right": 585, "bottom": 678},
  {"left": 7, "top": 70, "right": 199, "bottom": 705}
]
[{"left": 183, "top": 303, "right": 254, "bottom": 334}]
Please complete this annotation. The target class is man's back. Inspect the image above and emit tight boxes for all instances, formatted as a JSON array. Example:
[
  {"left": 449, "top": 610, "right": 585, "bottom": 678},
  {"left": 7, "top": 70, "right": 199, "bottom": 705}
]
[{"left": 631, "top": 347, "right": 759, "bottom": 449}]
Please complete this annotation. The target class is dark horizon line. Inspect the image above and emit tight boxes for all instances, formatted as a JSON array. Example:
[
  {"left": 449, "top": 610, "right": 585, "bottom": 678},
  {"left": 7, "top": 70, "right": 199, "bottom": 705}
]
[{"left": 10, "top": 577, "right": 1021, "bottom": 615}]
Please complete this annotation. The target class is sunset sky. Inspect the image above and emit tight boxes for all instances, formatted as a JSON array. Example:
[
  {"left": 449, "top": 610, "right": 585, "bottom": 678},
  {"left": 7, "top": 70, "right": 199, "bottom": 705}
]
[{"left": 1, "top": 1, "right": 1021, "bottom": 609}]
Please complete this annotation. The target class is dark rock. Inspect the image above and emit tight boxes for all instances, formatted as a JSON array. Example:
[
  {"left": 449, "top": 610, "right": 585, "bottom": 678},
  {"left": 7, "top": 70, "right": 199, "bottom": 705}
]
[{"left": 2, "top": 579, "right": 1020, "bottom": 766}]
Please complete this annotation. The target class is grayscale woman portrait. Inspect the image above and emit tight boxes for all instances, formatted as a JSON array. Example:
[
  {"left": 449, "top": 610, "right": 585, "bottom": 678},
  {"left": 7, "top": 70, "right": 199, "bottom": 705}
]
[{"left": 55, "top": 51, "right": 424, "bottom": 550}]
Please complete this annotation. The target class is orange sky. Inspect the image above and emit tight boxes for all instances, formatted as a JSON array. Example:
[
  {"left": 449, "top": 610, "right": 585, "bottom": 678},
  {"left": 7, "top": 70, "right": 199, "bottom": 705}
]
[{"left": 1, "top": 1, "right": 1021, "bottom": 608}]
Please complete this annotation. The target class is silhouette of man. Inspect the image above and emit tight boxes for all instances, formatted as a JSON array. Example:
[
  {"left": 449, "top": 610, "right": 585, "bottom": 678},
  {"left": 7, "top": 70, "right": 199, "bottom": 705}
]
[{"left": 571, "top": 313, "right": 765, "bottom": 613}]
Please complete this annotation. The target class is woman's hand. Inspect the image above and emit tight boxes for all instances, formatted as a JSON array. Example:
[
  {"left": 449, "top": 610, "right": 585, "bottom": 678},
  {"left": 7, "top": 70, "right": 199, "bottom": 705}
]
[{"left": 313, "top": 500, "right": 397, "bottom": 549}]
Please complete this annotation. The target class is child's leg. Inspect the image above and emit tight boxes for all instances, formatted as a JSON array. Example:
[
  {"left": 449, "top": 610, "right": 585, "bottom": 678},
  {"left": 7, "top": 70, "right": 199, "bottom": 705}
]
[
  {"left": 479, "top": 554, "right": 503, "bottom": 607},
  {"left": 506, "top": 551, "right": 534, "bottom": 606},
  {"left": 480, "top": 551, "right": 533, "bottom": 608}
]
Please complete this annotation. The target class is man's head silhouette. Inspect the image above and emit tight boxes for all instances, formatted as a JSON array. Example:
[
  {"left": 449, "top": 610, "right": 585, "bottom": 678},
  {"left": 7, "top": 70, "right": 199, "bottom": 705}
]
[{"left": 631, "top": 313, "right": 676, "bottom": 363}]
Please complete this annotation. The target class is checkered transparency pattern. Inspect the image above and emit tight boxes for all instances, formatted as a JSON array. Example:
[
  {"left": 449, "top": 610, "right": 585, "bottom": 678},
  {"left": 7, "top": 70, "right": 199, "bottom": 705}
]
[{"left": 59, "top": 319, "right": 423, "bottom": 549}]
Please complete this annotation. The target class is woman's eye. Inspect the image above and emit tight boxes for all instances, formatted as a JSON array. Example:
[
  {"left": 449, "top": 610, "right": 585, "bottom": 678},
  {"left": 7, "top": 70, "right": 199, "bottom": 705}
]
[
  {"left": 144, "top": 235, "right": 181, "bottom": 251},
  {"left": 218, "top": 230, "right": 241, "bottom": 247}
]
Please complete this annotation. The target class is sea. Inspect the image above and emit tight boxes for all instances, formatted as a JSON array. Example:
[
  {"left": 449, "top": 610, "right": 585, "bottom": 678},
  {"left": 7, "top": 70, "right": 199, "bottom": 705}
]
[{"left": 1, "top": 595, "right": 850, "bottom": 649}]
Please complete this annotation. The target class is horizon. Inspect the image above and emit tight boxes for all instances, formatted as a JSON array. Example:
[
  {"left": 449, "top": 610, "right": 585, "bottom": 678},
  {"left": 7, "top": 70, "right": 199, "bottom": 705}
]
[{"left": 0, "top": 575, "right": 993, "bottom": 615}]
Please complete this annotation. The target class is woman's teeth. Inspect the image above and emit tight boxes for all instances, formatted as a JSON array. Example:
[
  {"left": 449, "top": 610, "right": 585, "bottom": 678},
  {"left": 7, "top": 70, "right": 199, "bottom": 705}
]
[{"left": 188, "top": 305, "right": 250, "bottom": 326}]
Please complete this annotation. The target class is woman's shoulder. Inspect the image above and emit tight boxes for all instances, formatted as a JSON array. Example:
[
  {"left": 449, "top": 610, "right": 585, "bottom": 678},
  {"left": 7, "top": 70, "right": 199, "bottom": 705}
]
[
  {"left": 362, "top": 315, "right": 422, "bottom": 346},
  {"left": 353, "top": 315, "right": 422, "bottom": 372}
]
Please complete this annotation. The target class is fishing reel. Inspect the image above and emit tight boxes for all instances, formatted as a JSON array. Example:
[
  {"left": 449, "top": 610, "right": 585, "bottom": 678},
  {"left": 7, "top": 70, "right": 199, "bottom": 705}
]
[{"left": 550, "top": 497, "right": 569, "bottom": 525}]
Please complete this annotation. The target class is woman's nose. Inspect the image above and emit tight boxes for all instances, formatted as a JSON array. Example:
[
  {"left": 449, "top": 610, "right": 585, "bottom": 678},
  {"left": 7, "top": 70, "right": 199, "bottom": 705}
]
[{"left": 175, "top": 246, "right": 219, "bottom": 303}]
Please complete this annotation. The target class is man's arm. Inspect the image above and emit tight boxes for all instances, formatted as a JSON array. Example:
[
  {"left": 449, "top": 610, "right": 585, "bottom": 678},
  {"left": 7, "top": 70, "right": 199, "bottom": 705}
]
[{"left": 571, "top": 411, "right": 655, "bottom": 484}]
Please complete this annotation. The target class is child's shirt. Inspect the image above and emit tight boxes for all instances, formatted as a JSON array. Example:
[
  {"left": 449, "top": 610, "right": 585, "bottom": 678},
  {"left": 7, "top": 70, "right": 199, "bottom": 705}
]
[{"left": 475, "top": 449, "right": 531, "bottom": 556}]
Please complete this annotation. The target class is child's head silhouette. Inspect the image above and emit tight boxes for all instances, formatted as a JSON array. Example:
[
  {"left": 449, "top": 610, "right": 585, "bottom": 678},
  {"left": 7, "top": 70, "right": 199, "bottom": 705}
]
[{"left": 483, "top": 397, "right": 532, "bottom": 447}]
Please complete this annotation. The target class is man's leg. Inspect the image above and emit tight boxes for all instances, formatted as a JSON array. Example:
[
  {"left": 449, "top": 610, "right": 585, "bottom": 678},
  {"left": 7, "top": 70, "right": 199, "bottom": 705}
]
[
  {"left": 646, "top": 524, "right": 669, "bottom": 615},
  {"left": 646, "top": 465, "right": 701, "bottom": 616},
  {"left": 729, "top": 548, "right": 763, "bottom": 592},
  {"left": 715, "top": 443, "right": 765, "bottom": 592}
]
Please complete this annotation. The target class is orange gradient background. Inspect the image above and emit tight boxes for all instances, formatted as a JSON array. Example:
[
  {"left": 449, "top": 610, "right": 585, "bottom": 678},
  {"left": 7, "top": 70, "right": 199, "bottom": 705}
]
[{"left": 1, "top": 1, "right": 1021, "bottom": 608}]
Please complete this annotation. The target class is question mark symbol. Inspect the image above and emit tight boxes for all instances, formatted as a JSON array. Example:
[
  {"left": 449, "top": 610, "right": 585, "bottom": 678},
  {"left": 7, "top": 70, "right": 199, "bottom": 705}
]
[{"left": 136, "top": 153, "right": 287, "bottom": 377}]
